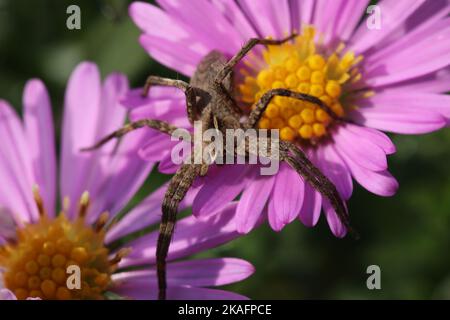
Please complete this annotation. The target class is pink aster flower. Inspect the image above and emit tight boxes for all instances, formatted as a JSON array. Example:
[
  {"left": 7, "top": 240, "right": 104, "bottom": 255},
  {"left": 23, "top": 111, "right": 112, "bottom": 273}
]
[
  {"left": 0, "top": 61, "right": 253, "bottom": 300},
  {"left": 125, "top": 0, "right": 450, "bottom": 238}
]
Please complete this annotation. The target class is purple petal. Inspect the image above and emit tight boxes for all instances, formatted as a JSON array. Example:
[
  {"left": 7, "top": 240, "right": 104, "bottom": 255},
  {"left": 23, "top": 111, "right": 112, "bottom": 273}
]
[
  {"left": 344, "top": 123, "right": 396, "bottom": 155},
  {"left": 236, "top": 168, "right": 275, "bottom": 234},
  {"left": 119, "top": 203, "right": 239, "bottom": 267},
  {"left": 166, "top": 287, "right": 249, "bottom": 300},
  {"left": 157, "top": 0, "right": 244, "bottom": 55},
  {"left": 272, "top": 163, "right": 305, "bottom": 225},
  {"left": 364, "top": 18, "right": 450, "bottom": 86},
  {"left": 313, "top": 0, "right": 370, "bottom": 45},
  {"left": 211, "top": 0, "right": 258, "bottom": 39},
  {"left": 121, "top": 86, "right": 185, "bottom": 110},
  {"left": 332, "top": 126, "right": 388, "bottom": 171},
  {"left": 298, "top": 183, "right": 322, "bottom": 227},
  {"left": 350, "top": 0, "right": 427, "bottom": 54},
  {"left": 0, "top": 289, "right": 17, "bottom": 300},
  {"left": 23, "top": 79, "right": 57, "bottom": 218},
  {"left": 290, "top": 0, "right": 315, "bottom": 29},
  {"left": 238, "top": 0, "right": 291, "bottom": 38},
  {"left": 323, "top": 200, "right": 347, "bottom": 238},
  {"left": 352, "top": 100, "right": 447, "bottom": 135},
  {"left": 331, "top": 0, "right": 371, "bottom": 42},
  {"left": 129, "top": 1, "right": 206, "bottom": 76},
  {"left": 380, "top": 66, "right": 450, "bottom": 94},
  {"left": 114, "top": 258, "right": 253, "bottom": 288},
  {"left": 81, "top": 73, "right": 153, "bottom": 223},
  {"left": 137, "top": 133, "right": 172, "bottom": 162},
  {"left": 367, "top": 91, "right": 450, "bottom": 119},
  {"left": 158, "top": 152, "right": 183, "bottom": 174},
  {"left": 193, "top": 165, "right": 249, "bottom": 218},
  {"left": 316, "top": 144, "right": 353, "bottom": 200},
  {"left": 0, "top": 100, "right": 37, "bottom": 223},
  {"left": 336, "top": 146, "right": 399, "bottom": 197},
  {"left": 60, "top": 62, "right": 102, "bottom": 218},
  {"left": 267, "top": 194, "right": 284, "bottom": 232},
  {"left": 112, "top": 280, "right": 247, "bottom": 300},
  {"left": 105, "top": 183, "right": 199, "bottom": 244}
]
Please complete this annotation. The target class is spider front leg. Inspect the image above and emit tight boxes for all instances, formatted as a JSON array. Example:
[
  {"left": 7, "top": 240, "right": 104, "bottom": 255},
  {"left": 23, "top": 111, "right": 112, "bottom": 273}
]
[
  {"left": 245, "top": 88, "right": 343, "bottom": 129},
  {"left": 157, "top": 163, "right": 203, "bottom": 300},
  {"left": 143, "top": 76, "right": 199, "bottom": 123},
  {"left": 81, "top": 119, "right": 189, "bottom": 151},
  {"left": 214, "top": 34, "right": 298, "bottom": 85},
  {"left": 279, "top": 140, "right": 356, "bottom": 237}
]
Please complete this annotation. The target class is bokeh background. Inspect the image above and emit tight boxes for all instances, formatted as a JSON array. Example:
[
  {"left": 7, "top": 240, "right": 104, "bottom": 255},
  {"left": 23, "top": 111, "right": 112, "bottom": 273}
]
[{"left": 1, "top": 0, "right": 449, "bottom": 299}]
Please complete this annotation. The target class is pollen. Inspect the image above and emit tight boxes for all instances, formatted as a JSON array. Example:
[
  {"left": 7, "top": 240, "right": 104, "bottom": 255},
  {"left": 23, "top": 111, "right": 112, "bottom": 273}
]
[
  {"left": 0, "top": 189, "right": 129, "bottom": 300},
  {"left": 239, "top": 26, "right": 363, "bottom": 144}
]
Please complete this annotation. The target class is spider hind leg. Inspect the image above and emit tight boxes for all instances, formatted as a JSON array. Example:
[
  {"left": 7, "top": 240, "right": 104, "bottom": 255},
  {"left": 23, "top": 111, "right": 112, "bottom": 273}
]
[
  {"left": 279, "top": 140, "right": 357, "bottom": 238},
  {"left": 157, "top": 164, "right": 202, "bottom": 300}
]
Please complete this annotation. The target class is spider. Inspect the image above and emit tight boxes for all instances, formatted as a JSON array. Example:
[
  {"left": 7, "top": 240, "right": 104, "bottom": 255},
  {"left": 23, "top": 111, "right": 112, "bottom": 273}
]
[{"left": 83, "top": 34, "right": 354, "bottom": 300}]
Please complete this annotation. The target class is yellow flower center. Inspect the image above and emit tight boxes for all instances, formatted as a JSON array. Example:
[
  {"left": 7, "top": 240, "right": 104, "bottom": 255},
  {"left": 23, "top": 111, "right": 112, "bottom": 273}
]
[
  {"left": 0, "top": 189, "right": 128, "bottom": 300},
  {"left": 238, "top": 27, "right": 363, "bottom": 143}
]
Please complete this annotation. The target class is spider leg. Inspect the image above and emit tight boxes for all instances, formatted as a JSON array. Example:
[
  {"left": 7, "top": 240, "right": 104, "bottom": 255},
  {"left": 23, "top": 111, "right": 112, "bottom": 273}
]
[
  {"left": 142, "top": 76, "right": 199, "bottom": 123},
  {"left": 157, "top": 163, "right": 202, "bottom": 300},
  {"left": 279, "top": 140, "right": 357, "bottom": 237},
  {"left": 214, "top": 34, "right": 298, "bottom": 85},
  {"left": 81, "top": 119, "right": 189, "bottom": 151},
  {"left": 244, "top": 88, "right": 344, "bottom": 129}
]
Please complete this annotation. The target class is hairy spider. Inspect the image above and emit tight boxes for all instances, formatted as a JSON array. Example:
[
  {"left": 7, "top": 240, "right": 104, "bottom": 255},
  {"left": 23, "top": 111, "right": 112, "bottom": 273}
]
[{"left": 83, "top": 34, "right": 354, "bottom": 300}]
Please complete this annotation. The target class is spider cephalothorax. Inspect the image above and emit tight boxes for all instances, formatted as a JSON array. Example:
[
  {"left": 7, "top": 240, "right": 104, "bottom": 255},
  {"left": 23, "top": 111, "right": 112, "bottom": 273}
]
[{"left": 84, "top": 34, "right": 354, "bottom": 300}]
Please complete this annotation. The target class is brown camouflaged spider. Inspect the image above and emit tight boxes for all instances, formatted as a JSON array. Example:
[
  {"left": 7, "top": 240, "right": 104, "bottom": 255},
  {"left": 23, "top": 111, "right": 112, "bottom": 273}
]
[{"left": 84, "top": 34, "right": 353, "bottom": 300}]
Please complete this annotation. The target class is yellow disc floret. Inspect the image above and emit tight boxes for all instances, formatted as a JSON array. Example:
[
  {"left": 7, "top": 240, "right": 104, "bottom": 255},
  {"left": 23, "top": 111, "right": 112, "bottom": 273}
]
[
  {"left": 238, "top": 26, "right": 363, "bottom": 143},
  {"left": 0, "top": 214, "right": 112, "bottom": 300}
]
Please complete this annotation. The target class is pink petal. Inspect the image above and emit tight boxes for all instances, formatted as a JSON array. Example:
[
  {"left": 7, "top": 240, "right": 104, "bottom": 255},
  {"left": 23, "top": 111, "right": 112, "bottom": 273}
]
[
  {"left": 23, "top": 79, "right": 57, "bottom": 218},
  {"left": 379, "top": 66, "right": 450, "bottom": 94},
  {"left": 336, "top": 146, "right": 399, "bottom": 197},
  {"left": 352, "top": 101, "right": 447, "bottom": 135},
  {"left": 367, "top": 91, "right": 450, "bottom": 119},
  {"left": 313, "top": 0, "right": 370, "bottom": 44},
  {"left": 157, "top": 0, "right": 244, "bottom": 55},
  {"left": 316, "top": 144, "right": 353, "bottom": 200},
  {"left": 113, "top": 258, "right": 253, "bottom": 287},
  {"left": 129, "top": 1, "right": 206, "bottom": 76},
  {"left": 350, "top": 0, "right": 427, "bottom": 54},
  {"left": 238, "top": 0, "right": 291, "bottom": 38},
  {"left": 82, "top": 73, "right": 153, "bottom": 223},
  {"left": 112, "top": 281, "right": 247, "bottom": 300},
  {"left": 0, "top": 100, "right": 37, "bottom": 223},
  {"left": 211, "top": 0, "right": 258, "bottom": 40},
  {"left": 105, "top": 183, "right": 198, "bottom": 244},
  {"left": 271, "top": 163, "right": 305, "bottom": 225},
  {"left": 364, "top": 19, "right": 450, "bottom": 86},
  {"left": 0, "top": 289, "right": 17, "bottom": 300},
  {"left": 119, "top": 203, "right": 239, "bottom": 267},
  {"left": 121, "top": 86, "right": 185, "bottom": 110},
  {"left": 157, "top": 152, "right": 183, "bottom": 174},
  {"left": 137, "top": 133, "right": 172, "bottom": 162},
  {"left": 344, "top": 123, "right": 396, "bottom": 155},
  {"left": 298, "top": 184, "right": 322, "bottom": 227},
  {"left": 323, "top": 200, "right": 347, "bottom": 238},
  {"left": 236, "top": 169, "right": 275, "bottom": 234},
  {"left": 193, "top": 165, "right": 249, "bottom": 218},
  {"left": 290, "top": 0, "right": 315, "bottom": 29},
  {"left": 139, "top": 34, "right": 199, "bottom": 77},
  {"left": 332, "top": 126, "right": 388, "bottom": 171},
  {"left": 60, "top": 62, "right": 102, "bottom": 218}
]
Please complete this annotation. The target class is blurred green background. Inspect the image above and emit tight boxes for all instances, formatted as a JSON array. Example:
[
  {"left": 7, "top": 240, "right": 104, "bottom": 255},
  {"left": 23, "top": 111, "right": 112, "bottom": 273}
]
[{"left": 1, "top": 0, "right": 449, "bottom": 299}]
